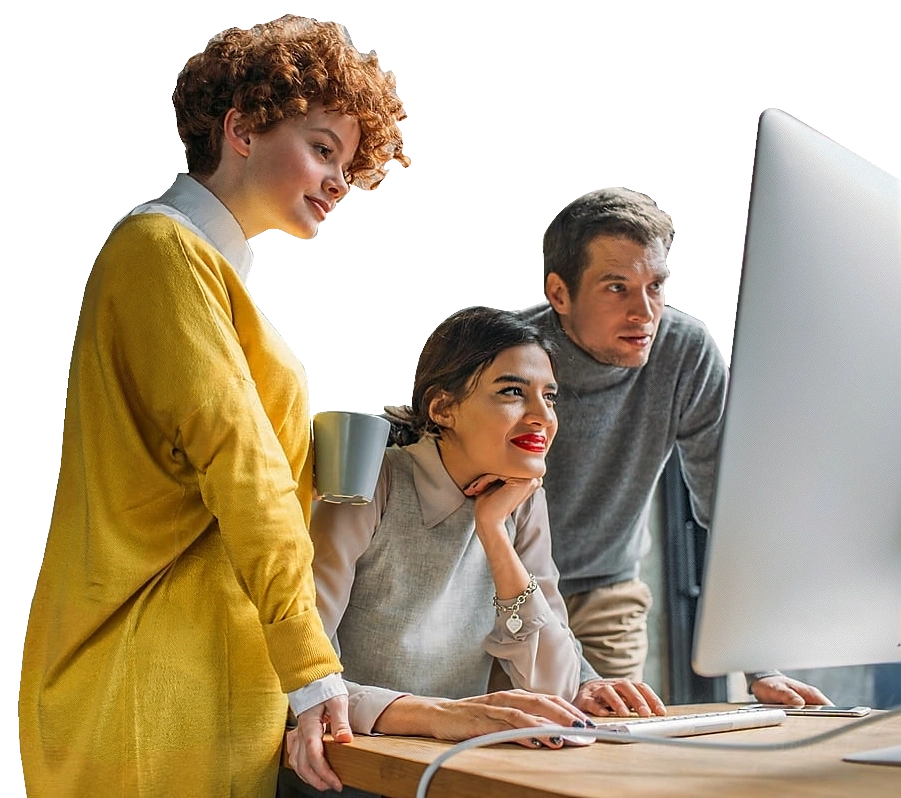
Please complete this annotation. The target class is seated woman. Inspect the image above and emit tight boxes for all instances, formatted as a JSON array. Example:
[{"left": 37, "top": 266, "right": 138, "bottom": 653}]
[{"left": 282, "top": 306, "right": 662, "bottom": 795}]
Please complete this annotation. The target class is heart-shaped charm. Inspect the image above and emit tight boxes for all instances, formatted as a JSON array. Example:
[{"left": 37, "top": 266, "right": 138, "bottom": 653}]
[{"left": 506, "top": 614, "right": 523, "bottom": 634}]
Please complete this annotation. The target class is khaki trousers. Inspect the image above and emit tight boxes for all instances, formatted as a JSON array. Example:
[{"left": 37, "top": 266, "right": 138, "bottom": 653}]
[
  {"left": 488, "top": 578, "right": 652, "bottom": 691},
  {"left": 564, "top": 578, "right": 652, "bottom": 681}
]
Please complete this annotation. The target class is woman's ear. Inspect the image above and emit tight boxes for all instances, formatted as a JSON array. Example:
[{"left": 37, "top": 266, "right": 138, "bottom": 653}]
[
  {"left": 427, "top": 391, "right": 456, "bottom": 431},
  {"left": 222, "top": 108, "right": 252, "bottom": 158}
]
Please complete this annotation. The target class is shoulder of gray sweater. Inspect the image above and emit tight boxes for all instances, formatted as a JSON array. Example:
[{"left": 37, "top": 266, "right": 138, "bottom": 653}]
[
  {"left": 661, "top": 304, "right": 713, "bottom": 337},
  {"left": 517, "top": 301, "right": 552, "bottom": 324},
  {"left": 656, "top": 306, "right": 723, "bottom": 360}
]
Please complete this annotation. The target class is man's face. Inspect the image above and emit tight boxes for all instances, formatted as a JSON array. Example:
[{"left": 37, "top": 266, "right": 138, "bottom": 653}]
[{"left": 546, "top": 235, "right": 669, "bottom": 367}]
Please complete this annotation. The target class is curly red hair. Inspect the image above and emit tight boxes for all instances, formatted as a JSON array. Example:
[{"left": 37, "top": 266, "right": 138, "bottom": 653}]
[{"left": 173, "top": 15, "right": 409, "bottom": 189}]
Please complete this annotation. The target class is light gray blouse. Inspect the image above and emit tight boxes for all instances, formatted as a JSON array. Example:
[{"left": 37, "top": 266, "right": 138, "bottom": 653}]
[{"left": 310, "top": 437, "right": 582, "bottom": 734}]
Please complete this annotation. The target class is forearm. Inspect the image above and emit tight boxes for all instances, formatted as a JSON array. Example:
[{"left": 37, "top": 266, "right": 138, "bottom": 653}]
[
  {"left": 477, "top": 519, "right": 531, "bottom": 600},
  {"left": 485, "top": 489, "right": 582, "bottom": 699},
  {"left": 372, "top": 695, "right": 448, "bottom": 737}
]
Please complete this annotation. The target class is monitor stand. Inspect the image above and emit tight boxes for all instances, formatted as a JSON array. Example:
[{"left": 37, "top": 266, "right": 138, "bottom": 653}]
[{"left": 843, "top": 743, "right": 901, "bottom": 767}]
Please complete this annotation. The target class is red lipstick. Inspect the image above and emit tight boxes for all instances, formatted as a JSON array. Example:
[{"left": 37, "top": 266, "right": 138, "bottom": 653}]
[{"left": 511, "top": 434, "right": 547, "bottom": 453}]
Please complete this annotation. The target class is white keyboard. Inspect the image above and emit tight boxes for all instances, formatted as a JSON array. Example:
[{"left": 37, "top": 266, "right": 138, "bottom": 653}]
[{"left": 593, "top": 707, "right": 786, "bottom": 738}]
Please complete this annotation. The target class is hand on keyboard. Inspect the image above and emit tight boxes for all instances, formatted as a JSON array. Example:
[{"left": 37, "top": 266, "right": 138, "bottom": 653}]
[{"left": 574, "top": 677, "right": 667, "bottom": 718}]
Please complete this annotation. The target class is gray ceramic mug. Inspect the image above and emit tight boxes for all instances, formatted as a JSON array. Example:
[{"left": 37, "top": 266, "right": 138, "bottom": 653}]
[{"left": 312, "top": 411, "right": 390, "bottom": 504}]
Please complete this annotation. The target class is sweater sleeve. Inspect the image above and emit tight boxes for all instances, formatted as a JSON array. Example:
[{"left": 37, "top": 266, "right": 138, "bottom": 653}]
[
  {"left": 482, "top": 489, "right": 583, "bottom": 702},
  {"left": 181, "top": 378, "right": 339, "bottom": 686},
  {"left": 674, "top": 327, "right": 729, "bottom": 529}
]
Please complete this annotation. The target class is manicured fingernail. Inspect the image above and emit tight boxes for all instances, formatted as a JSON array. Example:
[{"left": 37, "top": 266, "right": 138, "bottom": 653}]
[
  {"left": 530, "top": 737, "right": 542, "bottom": 747},
  {"left": 585, "top": 718, "right": 598, "bottom": 728},
  {"left": 549, "top": 736, "right": 563, "bottom": 745},
  {"left": 571, "top": 720, "right": 586, "bottom": 728}
]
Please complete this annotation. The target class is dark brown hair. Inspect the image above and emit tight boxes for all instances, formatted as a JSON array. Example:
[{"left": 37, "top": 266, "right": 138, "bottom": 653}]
[
  {"left": 173, "top": 14, "right": 409, "bottom": 188},
  {"left": 385, "top": 307, "right": 558, "bottom": 446},
  {"left": 543, "top": 187, "right": 674, "bottom": 294}
]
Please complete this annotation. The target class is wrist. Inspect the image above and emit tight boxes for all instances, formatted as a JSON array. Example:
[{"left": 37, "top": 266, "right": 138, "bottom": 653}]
[
  {"left": 373, "top": 695, "right": 442, "bottom": 737},
  {"left": 474, "top": 519, "right": 514, "bottom": 548},
  {"left": 493, "top": 574, "right": 538, "bottom": 634},
  {"left": 746, "top": 670, "right": 783, "bottom": 691}
]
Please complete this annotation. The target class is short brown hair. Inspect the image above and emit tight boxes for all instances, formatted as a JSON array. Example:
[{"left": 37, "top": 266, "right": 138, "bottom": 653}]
[
  {"left": 173, "top": 14, "right": 409, "bottom": 189},
  {"left": 543, "top": 187, "right": 675, "bottom": 294}
]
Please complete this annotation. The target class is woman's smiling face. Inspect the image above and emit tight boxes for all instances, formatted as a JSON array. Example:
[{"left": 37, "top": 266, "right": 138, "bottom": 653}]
[
  {"left": 235, "top": 103, "right": 361, "bottom": 239},
  {"left": 434, "top": 344, "right": 558, "bottom": 490}
]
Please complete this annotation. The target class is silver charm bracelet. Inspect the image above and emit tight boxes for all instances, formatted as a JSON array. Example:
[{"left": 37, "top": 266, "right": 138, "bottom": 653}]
[{"left": 492, "top": 574, "right": 538, "bottom": 634}]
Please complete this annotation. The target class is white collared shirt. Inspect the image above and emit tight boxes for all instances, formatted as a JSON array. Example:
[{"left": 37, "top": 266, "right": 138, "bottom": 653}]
[{"left": 121, "top": 173, "right": 253, "bottom": 281}]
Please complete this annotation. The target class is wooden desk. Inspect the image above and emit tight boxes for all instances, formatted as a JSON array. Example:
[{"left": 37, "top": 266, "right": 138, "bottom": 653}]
[{"left": 318, "top": 703, "right": 900, "bottom": 797}]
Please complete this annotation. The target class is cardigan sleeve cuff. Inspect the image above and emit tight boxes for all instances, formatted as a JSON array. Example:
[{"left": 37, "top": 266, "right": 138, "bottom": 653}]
[{"left": 263, "top": 609, "right": 342, "bottom": 693}]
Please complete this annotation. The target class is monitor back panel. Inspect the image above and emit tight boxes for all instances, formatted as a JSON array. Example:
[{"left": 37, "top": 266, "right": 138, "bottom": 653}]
[{"left": 692, "top": 109, "right": 901, "bottom": 676}]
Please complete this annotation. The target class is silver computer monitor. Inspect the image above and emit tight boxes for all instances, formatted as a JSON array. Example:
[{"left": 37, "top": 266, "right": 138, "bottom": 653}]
[{"left": 691, "top": 108, "right": 901, "bottom": 763}]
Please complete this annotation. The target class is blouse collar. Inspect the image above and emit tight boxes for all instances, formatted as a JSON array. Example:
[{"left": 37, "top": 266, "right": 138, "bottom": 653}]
[{"left": 404, "top": 437, "right": 470, "bottom": 529}]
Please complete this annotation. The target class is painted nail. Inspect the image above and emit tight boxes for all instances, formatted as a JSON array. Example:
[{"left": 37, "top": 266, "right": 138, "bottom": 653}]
[
  {"left": 530, "top": 737, "right": 542, "bottom": 747},
  {"left": 571, "top": 720, "right": 586, "bottom": 728},
  {"left": 585, "top": 718, "right": 598, "bottom": 728},
  {"left": 549, "top": 736, "right": 563, "bottom": 745}
]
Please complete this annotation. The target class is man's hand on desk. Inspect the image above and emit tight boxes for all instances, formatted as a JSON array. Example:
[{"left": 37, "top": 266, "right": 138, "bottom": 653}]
[
  {"left": 285, "top": 694, "right": 353, "bottom": 792},
  {"left": 574, "top": 678, "right": 667, "bottom": 717},
  {"left": 748, "top": 674, "right": 833, "bottom": 706}
]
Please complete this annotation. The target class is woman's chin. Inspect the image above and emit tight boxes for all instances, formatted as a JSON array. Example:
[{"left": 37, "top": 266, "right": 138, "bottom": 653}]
[{"left": 506, "top": 460, "right": 547, "bottom": 480}]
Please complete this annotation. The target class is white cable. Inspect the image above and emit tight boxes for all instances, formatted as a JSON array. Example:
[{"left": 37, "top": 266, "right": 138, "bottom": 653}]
[{"left": 414, "top": 707, "right": 901, "bottom": 798}]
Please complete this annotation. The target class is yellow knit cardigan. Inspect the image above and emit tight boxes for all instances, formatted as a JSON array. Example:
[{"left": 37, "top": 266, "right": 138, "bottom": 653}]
[{"left": 20, "top": 214, "right": 340, "bottom": 795}]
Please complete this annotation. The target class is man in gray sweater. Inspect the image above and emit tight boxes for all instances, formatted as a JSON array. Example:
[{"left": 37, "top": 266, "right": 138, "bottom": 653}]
[{"left": 522, "top": 187, "right": 828, "bottom": 706}]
